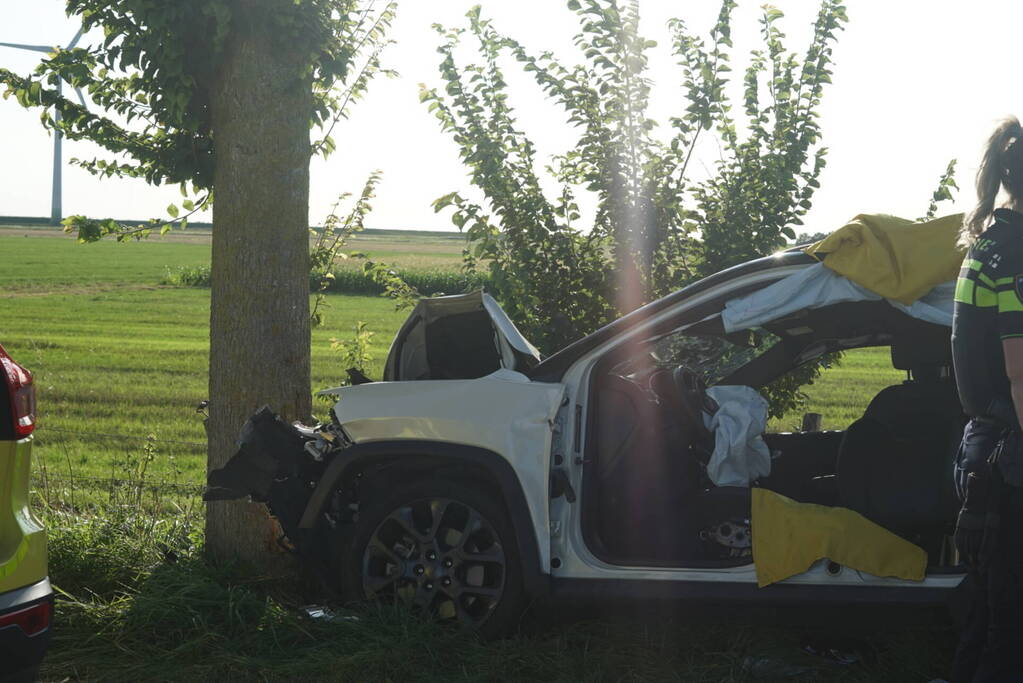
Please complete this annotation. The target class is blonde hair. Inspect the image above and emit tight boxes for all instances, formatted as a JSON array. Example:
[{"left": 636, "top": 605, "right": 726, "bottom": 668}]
[{"left": 961, "top": 116, "right": 1023, "bottom": 247}]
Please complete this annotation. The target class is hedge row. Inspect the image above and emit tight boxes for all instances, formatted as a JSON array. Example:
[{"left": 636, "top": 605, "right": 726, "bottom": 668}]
[{"left": 162, "top": 264, "right": 491, "bottom": 297}]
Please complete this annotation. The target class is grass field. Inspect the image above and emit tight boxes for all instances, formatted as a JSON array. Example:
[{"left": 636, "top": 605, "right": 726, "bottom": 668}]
[
  {"left": 2, "top": 235, "right": 411, "bottom": 485},
  {"left": 3, "top": 230, "right": 953, "bottom": 682}
]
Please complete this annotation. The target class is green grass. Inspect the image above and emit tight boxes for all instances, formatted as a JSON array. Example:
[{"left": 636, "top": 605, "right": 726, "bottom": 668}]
[
  {"left": 0, "top": 230, "right": 464, "bottom": 290},
  {"left": 37, "top": 493, "right": 953, "bottom": 682},
  {"left": 1, "top": 234, "right": 211, "bottom": 291},
  {"left": 6, "top": 287, "right": 405, "bottom": 484},
  {"left": 0, "top": 233, "right": 458, "bottom": 485},
  {"left": 772, "top": 348, "right": 905, "bottom": 431}
]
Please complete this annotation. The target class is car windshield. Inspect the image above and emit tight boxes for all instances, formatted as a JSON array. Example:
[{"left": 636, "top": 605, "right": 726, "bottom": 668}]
[{"left": 649, "top": 329, "right": 781, "bottom": 385}]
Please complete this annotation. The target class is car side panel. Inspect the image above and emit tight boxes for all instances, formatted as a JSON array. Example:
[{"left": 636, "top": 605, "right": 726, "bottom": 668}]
[
  {"left": 327, "top": 371, "right": 565, "bottom": 571},
  {"left": 297, "top": 441, "right": 549, "bottom": 596},
  {"left": 548, "top": 263, "right": 966, "bottom": 595},
  {"left": 0, "top": 438, "right": 46, "bottom": 594}
]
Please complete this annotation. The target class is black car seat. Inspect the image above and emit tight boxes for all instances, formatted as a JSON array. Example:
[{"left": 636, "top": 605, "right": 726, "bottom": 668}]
[
  {"left": 836, "top": 323, "right": 965, "bottom": 552},
  {"left": 649, "top": 366, "right": 718, "bottom": 465}
]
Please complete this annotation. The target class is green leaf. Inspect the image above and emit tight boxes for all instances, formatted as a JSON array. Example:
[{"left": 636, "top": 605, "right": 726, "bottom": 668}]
[{"left": 166, "top": 203, "right": 179, "bottom": 218}]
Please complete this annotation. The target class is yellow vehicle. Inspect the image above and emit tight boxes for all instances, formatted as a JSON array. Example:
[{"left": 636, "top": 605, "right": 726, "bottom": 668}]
[{"left": 0, "top": 344, "right": 50, "bottom": 681}]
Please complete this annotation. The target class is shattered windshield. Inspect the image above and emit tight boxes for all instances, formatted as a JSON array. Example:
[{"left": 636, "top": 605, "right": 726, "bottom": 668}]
[{"left": 650, "top": 329, "right": 781, "bottom": 385}]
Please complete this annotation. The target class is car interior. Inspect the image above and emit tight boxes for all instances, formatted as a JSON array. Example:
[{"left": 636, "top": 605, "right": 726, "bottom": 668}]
[{"left": 582, "top": 297, "right": 966, "bottom": 571}]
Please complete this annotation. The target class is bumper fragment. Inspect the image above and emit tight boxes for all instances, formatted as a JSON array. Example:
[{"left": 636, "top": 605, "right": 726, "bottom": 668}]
[
  {"left": 0, "top": 578, "right": 53, "bottom": 679},
  {"left": 204, "top": 407, "right": 312, "bottom": 502}
]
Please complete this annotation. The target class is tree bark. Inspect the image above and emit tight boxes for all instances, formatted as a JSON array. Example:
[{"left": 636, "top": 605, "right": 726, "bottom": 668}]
[{"left": 206, "top": 11, "right": 312, "bottom": 572}]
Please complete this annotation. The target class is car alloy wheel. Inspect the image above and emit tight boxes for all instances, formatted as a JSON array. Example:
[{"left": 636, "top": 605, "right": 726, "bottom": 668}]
[{"left": 361, "top": 496, "right": 507, "bottom": 626}]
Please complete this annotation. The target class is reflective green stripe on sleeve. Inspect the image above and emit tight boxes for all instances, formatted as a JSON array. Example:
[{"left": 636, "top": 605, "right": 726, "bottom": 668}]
[
  {"left": 977, "top": 285, "right": 998, "bottom": 307},
  {"left": 965, "top": 258, "right": 984, "bottom": 271},
  {"left": 955, "top": 278, "right": 975, "bottom": 304},
  {"left": 956, "top": 277, "right": 998, "bottom": 307},
  {"left": 978, "top": 271, "right": 997, "bottom": 289},
  {"left": 998, "top": 289, "right": 1023, "bottom": 313}
]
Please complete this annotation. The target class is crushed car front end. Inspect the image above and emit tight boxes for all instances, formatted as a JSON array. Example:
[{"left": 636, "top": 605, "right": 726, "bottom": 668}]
[
  {"left": 207, "top": 371, "right": 564, "bottom": 568},
  {"left": 206, "top": 296, "right": 566, "bottom": 633}
]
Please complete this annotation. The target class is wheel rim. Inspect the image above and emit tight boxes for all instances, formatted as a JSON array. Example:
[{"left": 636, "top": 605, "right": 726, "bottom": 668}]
[{"left": 361, "top": 497, "right": 506, "bottom": 626}]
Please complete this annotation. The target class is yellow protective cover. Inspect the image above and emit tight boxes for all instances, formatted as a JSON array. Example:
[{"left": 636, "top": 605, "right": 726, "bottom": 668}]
[
  {"left": 804, "top": 213, "right": 965, "bottom": 304},
  {"left": 751, "top": 488, "right": 927, "bottom": 588}
]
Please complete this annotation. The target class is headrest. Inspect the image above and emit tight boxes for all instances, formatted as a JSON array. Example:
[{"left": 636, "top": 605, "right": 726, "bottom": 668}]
[{"left": 890, "top": 321, "right": 952, "bottom": 371}]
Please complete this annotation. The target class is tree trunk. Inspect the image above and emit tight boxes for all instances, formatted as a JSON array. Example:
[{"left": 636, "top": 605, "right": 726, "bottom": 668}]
[{"left": 206, "top": 11, "right": 312, "bottom": 572}]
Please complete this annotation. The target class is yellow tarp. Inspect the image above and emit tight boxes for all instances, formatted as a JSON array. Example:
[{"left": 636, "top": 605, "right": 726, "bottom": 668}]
[
  {"left": 804, "top": 213, "right": 965, "bottom": 305},
  {"left": 751, "top": 488, "right": 927, "bottom": 588}
]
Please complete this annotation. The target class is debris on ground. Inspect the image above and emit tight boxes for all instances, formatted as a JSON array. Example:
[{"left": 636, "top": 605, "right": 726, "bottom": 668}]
[
  {"left": 301, "top": 605, "right": 361, "bottom": 624},
  {"left": 742, "top": 656, "right": 814, "bottom": 678},
  {"left": 801, "top": 642, "right": 860, "bottom": 665},
  {"left": 742, "top": 641, "right": 862, "bottom": 679}
]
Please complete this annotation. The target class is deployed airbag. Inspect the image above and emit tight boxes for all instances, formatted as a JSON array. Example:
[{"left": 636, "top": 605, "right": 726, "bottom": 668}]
[
  {"left": 721, "top": 263, "right": 953, "bottom": 333},
  {"left": 702, "top": 386, "right": 771, "bottom": 487}
]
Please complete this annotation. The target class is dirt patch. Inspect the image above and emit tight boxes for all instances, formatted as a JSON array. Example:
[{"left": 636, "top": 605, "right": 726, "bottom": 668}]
[
  {"left": 0, "top": 226, "right": 464, "bottom": 253},
  {"left": 0, "top": 226, "right": 218, "bottom": 245},
  {"left": 0, "top": 283, "right": 171, "bottom": 298}
]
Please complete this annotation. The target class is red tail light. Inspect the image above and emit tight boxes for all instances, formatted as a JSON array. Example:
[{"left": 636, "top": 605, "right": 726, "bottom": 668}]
[
  {"left": 0, "top": 601, "right": 51, "bottom": 637},
  {"left": 0, "top": 344, "right": 35, "bottom": 438}
]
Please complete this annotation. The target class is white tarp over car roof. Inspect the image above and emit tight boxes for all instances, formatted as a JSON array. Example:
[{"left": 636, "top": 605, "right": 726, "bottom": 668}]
[{"left": 721, "top": 262, "right": 955, "bottom": 334}]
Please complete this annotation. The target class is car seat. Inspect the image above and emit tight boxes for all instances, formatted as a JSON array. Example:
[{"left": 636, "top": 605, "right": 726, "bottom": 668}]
[{"left": 835, "top": 324, "right": 965, "bottom": 552}]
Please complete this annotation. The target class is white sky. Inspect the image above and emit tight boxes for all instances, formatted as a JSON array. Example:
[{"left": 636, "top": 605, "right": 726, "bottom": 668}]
[{"left": 0, "top": 1, "right": 1019, "bottom": 235}]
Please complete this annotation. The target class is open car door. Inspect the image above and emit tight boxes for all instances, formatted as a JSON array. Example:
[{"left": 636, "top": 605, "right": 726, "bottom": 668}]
[{"left": 382, "top": 290, "right": 541, "bottom": 381}]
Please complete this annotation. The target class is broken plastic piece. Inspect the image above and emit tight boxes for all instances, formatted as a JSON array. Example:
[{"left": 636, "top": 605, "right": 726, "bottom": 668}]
[
  {"left": 741, "top": 657, "right": 812, "bottom": 678},
  {"left": 301, "top": 605, "right": 360, "bottom": 623},
  {"left": 204, "top": 406, "right": 310, "bottom": 501}
]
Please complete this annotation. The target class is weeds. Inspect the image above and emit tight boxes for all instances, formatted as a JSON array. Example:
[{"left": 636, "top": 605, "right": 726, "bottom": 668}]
[
  {"left": 34, "top": 445, "right": 955, "bottom": 682},
  {"left": 28, "top": 412, "right": 948, "bottom": 679}
]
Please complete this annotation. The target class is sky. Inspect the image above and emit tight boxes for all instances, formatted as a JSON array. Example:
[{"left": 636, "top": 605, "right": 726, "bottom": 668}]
[{"left": 0, "top": 1, "right": 1021, "bottom": 235}]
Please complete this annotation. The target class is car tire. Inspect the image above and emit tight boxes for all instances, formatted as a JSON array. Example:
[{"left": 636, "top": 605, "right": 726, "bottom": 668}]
[{"left": 332, "top": 476, "right": 526, "bottom": 638}]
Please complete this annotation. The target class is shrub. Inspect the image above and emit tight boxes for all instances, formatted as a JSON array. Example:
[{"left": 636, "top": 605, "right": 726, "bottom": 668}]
[
  {"left": 162, "top": 264, "right": 212, "bottom": 287},
  {"left": 164, "top": 263, "right": 490, "bottom": 297}
]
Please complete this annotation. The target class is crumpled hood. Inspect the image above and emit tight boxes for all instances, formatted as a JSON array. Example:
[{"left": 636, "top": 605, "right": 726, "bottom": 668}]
[{"left": 325, "top": 369, "right": 565, "bottom": 454}]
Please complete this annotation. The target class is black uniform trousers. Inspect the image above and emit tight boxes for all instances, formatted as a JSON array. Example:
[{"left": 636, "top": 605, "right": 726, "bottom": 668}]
[{"left": 952, "top": 490, "right": 1023, "bottom": 683}]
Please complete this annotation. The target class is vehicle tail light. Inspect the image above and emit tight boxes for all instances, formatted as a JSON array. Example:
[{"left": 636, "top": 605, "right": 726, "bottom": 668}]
[
  {"left": 0, "top": 601, "right": 51, "bottom": 637},
  {"left": 0, "top": 344, "right": 36, "bottom": 438}
]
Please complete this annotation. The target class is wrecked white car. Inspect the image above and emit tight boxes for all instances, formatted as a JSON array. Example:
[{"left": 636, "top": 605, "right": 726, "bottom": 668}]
[{"left": 207, "top": 217, "right": 969, "bottom": 635}]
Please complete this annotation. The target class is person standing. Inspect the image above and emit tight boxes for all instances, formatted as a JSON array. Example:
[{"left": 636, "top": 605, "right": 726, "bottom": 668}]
[{"left": 950, "top": 116, "right": 1023, "bottom": 683}]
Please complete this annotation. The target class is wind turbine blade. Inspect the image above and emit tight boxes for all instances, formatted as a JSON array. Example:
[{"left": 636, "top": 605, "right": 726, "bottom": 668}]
[
  {"left": 74, "top": 87, "right": 86, "bottom": 108},
  {"left": 66, "top": 27, "right": 84, "bottom": 50},
  {"left": 0, "top": 41, "right": 53, "bottom": 53}
]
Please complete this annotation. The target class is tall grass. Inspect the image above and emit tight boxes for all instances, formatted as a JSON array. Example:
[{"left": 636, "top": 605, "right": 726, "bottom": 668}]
[{"left": 35, "top": 442, "right": 955, "bottom": 682}]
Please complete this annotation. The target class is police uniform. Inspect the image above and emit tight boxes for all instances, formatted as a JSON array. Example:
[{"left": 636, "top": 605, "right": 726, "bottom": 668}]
[{"left": 951, "top": 207, "right": 1023, "bottom": 683}]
